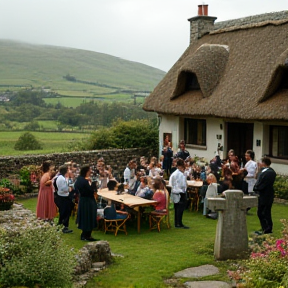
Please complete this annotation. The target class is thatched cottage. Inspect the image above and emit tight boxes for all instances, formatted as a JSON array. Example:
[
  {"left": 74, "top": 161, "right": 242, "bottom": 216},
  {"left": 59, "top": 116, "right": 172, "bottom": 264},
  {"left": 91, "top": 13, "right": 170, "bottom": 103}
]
[{"left": 143, "top": 5, "right": 288, "bottom": 174}]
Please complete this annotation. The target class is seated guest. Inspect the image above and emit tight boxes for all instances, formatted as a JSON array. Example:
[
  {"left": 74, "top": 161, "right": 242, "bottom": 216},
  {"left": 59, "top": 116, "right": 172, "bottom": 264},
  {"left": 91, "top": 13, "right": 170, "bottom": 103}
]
[
  {"left": 107, "top": 179, "right": 118, "bottom": 191},
  {"left": 104, "top": 203, "right": 129, "bottom": 220},
  {"left": 135, "top": 177, "right": 150, "bottom": 198},
  {"left": 202, "top": 174, "right": 219, "bottom": 216},
  {"left": 138, "top": 156, "right": 149, "bottom": 176},
  {"left": 152, "top": 178, "right": 166, "bottom": 212},
  {"left": 96, "top": 159, "right": 112, "bottom": 189},
  {"left": 149, "top": 162, "right": 162, "bottom": 178}
]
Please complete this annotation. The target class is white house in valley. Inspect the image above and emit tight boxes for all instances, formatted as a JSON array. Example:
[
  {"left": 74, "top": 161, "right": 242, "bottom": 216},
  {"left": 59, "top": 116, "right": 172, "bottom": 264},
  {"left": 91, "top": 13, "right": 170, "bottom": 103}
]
[{"left": 143, "top": 5, "right": 288, "bottom": 174}]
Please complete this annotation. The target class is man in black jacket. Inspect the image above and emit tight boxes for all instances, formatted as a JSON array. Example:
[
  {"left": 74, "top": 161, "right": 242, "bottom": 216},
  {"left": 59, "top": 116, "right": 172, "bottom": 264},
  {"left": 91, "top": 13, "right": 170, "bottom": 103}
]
[{"left": 253, "top": 157, "right": 276, "bottom": 234}]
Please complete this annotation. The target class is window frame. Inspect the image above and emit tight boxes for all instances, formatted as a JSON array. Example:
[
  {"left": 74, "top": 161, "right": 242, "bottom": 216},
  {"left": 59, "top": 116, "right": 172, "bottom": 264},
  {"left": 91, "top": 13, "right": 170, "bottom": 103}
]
[
  {"left": 184, "top": 118, "right": 207, "bottom": 147},
  {"left": 269, "top": 125, "right": 288, "bottom": 160}
]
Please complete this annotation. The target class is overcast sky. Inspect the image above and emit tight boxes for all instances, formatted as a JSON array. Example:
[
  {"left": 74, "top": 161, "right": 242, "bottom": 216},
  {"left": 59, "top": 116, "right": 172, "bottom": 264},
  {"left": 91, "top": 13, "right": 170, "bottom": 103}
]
[{"left": 0, "top": 0, "right": 287, "bottom": 71}]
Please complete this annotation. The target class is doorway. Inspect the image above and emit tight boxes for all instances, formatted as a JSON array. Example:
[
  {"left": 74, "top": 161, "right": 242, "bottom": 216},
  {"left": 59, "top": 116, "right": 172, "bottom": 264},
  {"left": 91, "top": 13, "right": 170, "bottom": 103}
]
[{"left": 226, "top": 122, "right": 254, "bottom": 164}]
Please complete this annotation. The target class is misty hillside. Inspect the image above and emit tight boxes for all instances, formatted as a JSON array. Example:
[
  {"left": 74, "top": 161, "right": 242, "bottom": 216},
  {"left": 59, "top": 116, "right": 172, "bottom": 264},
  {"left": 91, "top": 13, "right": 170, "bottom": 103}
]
[{"left": 0, "top": 40, "right": 165, "bottom": 93}]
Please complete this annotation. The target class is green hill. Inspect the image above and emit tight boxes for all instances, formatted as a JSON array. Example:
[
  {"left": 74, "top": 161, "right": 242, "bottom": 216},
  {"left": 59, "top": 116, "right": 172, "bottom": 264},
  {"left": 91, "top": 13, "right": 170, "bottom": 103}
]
[{"left": 0, "top": 40, "right": 165, "bottom": 96}]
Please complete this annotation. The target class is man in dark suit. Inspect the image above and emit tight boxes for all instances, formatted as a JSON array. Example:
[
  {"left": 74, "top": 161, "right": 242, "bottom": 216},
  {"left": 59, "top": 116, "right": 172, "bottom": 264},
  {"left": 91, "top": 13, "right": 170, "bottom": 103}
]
[{"left": 253, "top": 157, "right": 276, "bottom": 234}]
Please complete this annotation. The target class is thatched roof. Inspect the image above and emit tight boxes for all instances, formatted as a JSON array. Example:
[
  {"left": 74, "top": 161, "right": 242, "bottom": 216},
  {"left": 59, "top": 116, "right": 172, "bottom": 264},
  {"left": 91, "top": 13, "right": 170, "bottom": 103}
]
[{"left": 143, "top": 11, "right": 288, "bottom": 121}]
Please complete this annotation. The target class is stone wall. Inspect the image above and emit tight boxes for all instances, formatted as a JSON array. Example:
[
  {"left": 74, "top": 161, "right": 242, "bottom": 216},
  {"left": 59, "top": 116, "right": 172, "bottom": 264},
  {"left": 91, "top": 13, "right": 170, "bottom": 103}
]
[{"left": 0, "top": 148, "right": 155, "bottom": 179}]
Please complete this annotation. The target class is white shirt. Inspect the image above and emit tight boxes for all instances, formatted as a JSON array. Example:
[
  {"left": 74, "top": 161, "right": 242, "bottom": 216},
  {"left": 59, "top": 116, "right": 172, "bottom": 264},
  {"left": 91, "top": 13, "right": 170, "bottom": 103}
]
[
  {"left": 149, "top": 167, "right": 162, "bottom": 178},
  {"left": 56, "top": 175, "right": 69, "bottom": 197},
  {"left": 123, "top": 167, "right": 136, "bottom": 190},
  {"left": 244, "top": 160, "right": 257, "bottom": 193},
  {"left": 135, "top": 186, "right": 150, "bottom": 198},
  {"left": 169, "top": 169, "right": 187, "bottom": 203},
  {"left": 245, "top": 160, "right": 257, "bottom": 178}
]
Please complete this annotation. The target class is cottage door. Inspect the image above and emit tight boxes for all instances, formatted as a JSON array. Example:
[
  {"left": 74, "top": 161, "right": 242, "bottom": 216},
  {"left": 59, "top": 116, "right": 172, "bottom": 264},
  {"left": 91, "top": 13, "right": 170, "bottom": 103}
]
[{"left": 226, "top": 122, "right": 254, "bottom": 164}]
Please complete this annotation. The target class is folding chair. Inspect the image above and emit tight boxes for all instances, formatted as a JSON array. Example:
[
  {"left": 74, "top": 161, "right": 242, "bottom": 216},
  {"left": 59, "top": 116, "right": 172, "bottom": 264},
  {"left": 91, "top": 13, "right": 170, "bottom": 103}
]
[{"left": 103, "top": 205, "right": 129, "bottom": 236}]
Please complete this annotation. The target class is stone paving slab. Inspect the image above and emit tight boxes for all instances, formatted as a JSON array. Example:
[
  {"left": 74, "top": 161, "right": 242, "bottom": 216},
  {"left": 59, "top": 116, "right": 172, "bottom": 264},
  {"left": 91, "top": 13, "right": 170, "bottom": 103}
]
[
  {"left": 185, "top": 281, "right": 231, "bottom": 288},
  {"left": 174, "top": 265, "right": 219, "bottom": 278}
]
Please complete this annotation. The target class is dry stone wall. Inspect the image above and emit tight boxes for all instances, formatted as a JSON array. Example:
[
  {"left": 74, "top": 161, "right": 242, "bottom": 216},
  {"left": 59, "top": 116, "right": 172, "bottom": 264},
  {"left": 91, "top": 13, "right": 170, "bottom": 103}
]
[{"left": 0, "top": 148, "right": 154, "bottom": 178}]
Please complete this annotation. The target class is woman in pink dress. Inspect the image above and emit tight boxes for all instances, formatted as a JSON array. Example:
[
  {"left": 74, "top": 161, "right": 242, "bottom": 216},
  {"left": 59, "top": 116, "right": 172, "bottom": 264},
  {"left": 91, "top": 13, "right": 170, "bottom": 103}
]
[{"left": 36, "top": 161, "right": 57, "bottom": 222}]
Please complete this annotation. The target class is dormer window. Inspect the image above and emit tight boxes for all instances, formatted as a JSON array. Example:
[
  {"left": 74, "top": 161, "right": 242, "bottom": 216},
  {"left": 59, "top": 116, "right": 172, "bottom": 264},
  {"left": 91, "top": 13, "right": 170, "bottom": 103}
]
[
  {"left": 185, "top": 73, "right": 200, "bottom": 91},
  {"left": 261, "top": 63, "right": 288, "bottom": 101},
  {"left": 171, "top": 44, "right": 229, "bottom": 100}
]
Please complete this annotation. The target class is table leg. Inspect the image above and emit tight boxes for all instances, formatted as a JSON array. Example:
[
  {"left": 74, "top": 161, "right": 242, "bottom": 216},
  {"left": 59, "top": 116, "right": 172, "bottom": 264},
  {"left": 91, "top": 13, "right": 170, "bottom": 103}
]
[{"left": 137, "top": 209, "right": 141, "bottom": 233}]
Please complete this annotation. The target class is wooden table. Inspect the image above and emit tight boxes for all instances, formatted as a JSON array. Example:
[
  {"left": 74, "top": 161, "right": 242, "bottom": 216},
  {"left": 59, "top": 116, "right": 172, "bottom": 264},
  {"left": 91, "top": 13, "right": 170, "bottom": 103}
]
[{"left": 97, "top": 188, "right": 157, "bottom": 233}]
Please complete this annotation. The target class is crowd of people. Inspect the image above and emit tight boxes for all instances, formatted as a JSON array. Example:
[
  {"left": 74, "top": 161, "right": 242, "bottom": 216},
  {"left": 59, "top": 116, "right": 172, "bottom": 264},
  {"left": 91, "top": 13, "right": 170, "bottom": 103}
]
[{"left": 35, "top": 139, "right": 277, "bottom": 239}]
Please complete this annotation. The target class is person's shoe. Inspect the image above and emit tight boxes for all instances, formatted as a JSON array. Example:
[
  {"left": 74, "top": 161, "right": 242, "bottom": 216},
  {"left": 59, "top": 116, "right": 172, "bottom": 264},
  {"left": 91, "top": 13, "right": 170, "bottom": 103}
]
[
  {"left": 254, "top": 230, "right": 263, "bottom": 235},
  {"left": 62, "top": 227, "right": 73, "bottom": 233},
  {"left": 175, "top": 225, "right": 183, "bottom": 228},
  {"left": 181, "top": 225, "right": 190, "bottom": 229},
  {"left": 81, "top": 237, "right": 99, "bottom": 241}
]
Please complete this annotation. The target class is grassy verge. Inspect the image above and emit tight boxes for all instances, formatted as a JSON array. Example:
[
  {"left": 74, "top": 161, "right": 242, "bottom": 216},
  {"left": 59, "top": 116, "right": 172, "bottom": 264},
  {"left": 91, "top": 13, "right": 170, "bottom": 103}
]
[
  {"left": 0, "top": 131, "right": 88, "bottom": 156},
  {"left": 17, "top": 197, "right": 287, "bottom": 288}
]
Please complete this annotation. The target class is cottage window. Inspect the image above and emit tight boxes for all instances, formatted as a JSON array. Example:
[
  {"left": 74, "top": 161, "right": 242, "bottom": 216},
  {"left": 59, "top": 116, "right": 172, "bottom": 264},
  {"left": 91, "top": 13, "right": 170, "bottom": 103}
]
[
  {"left": 270, "top": 126, "right": 288, "bottom": 159},
  {"left": 184, "top": 119, "right": 206, "bottom": 146}
]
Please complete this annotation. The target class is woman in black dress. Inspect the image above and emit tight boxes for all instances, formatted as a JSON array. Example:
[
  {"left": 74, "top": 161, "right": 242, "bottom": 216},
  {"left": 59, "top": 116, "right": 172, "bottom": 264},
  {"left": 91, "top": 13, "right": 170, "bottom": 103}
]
[{"left": 74, "top": 165, "right": 98, "bottom": 241}]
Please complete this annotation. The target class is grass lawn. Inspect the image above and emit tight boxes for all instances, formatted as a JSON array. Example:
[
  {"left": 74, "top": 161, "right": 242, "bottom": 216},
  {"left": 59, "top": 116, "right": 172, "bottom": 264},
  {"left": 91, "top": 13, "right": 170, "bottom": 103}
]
[
  {"left": 0, "top": 131, "right": 88, "bottom": 156},
  {"left": 17, "top": 197, "right": 288, "bottom": 288}
]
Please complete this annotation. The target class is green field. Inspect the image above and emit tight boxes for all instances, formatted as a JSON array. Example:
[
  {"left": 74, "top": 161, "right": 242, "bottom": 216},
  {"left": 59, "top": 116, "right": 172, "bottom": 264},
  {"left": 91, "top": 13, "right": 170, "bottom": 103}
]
[
  {"left": 0, "top": 131, "right": 88, "bottom": 156},
  {"left": 0, "top": 40, "right": 165, "bottom": 96},
  {"left": 43, "top": 93, "right": 136, "bottom": 108}
]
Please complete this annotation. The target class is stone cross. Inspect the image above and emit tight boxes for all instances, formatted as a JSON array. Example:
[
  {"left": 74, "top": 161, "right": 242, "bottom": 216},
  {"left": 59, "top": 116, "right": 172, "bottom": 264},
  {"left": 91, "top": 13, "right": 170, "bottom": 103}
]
[{"left": 207, "top": 190, "right": 258, "bottom": 260}]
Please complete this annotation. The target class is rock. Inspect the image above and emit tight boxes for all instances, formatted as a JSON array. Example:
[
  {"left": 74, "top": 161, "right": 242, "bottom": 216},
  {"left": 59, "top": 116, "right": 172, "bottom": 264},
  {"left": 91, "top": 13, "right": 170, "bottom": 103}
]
[
  {"left": 92, "top": 262, "right": 106, "bottom": 269},
  {"left": 174, "top": 265, "right": 219, "bottom": 278},
  {"left": 85, "top": 241, "right": 112, "bottom": 264},
  {"left": 185, "top": 281, "right": 231, "bottom": 288}
]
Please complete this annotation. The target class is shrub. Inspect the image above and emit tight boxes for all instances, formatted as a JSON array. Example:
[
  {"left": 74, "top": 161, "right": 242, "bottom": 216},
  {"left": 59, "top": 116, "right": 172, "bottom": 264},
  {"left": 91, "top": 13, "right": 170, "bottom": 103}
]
[
  {"left": 274, "top": 175, "right": 288, "bottom": 200},
  {"left": 19, "top": 165, "right": 39, "bottom": 193},
  {"left": 228, "top": 219, "right": 288, "bottom": 287},
  {"left": 14, "top": 132, "right": 42, "bottom": 151},
  {"left": 0, "top": 224, "right": 76, "bottom": 288}
]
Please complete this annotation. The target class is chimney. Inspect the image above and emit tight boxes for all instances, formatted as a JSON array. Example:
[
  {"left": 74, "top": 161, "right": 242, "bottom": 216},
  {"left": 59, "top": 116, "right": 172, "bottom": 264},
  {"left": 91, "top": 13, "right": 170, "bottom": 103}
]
[{"left": 188, "top": 4, "right": 217, "bottom": 44}]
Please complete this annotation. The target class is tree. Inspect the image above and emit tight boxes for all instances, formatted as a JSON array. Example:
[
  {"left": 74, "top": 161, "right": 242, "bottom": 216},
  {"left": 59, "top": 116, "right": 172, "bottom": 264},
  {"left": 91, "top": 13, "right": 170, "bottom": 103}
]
[
  {"left": 14, "top": 132, "right": 43, "bottom": 151},
  {"left": 10, "top": 91, "right": 46, "bottom": 107},
  {"left": 24, "top": 121, "right": 40, "bottom": 131},
  {"left": 80, "top": 119, "right": 158, "bottom": 153}
]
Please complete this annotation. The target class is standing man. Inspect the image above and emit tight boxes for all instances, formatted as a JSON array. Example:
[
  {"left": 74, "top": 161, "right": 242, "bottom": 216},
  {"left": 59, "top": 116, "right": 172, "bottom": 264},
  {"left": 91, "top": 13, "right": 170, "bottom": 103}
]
[
  {"left": 175, "top": 140, "right": 190, "bottom": 161},
  {"left": 55, "top": 165, "right": 74, "bottom": 233},
  {"left": 253, "top": 157, "right": 276, "bottom": 234},
  {"left": 123, "top": 159, "right": 137, "bottom": 194},
  {"left": 169, "top": 159, "right": 189, "bottom": 229}
]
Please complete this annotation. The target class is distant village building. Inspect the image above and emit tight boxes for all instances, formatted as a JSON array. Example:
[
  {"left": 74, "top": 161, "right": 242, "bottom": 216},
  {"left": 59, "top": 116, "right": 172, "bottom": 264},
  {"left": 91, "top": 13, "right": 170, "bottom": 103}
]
[
  {"left": 143, "top": 5, "right": 288, "bottom": 174},
  {"left": 0, "top": 95, "right": 10, "bottom": 102}
]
